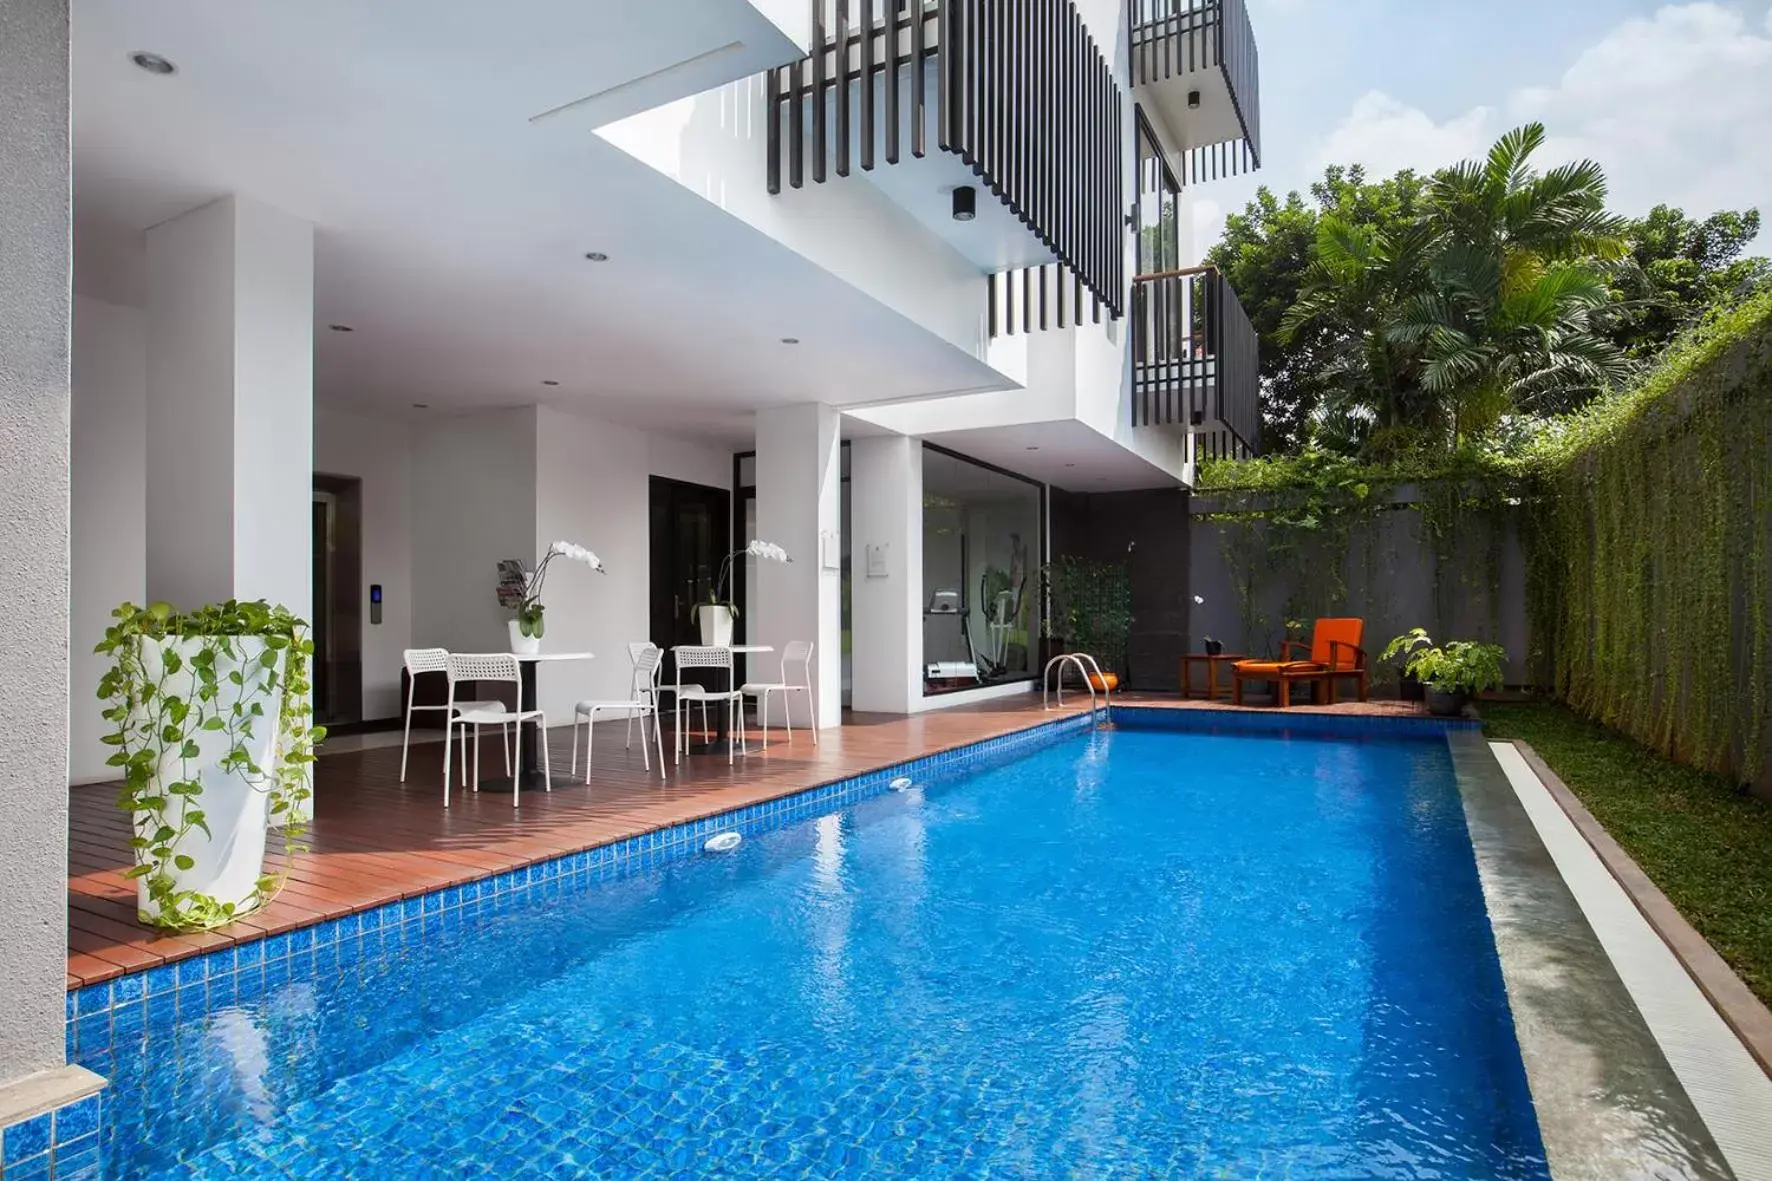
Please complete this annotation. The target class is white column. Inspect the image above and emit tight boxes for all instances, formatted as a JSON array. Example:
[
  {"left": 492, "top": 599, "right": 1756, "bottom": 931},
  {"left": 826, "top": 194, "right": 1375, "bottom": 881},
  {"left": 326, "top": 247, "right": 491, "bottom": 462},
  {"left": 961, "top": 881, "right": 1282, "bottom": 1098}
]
[
  {"left": 0, "top": 0, "right": 84, "bottom": 1091},
  {"left": 145, "top": 195, "right": 314, "bottom": 616},
  {"left": 754, "top": 403, "right": 842, "bottom": 728},
  {"left": 849, "top": 436, "right": 924, "bottom": 713}
]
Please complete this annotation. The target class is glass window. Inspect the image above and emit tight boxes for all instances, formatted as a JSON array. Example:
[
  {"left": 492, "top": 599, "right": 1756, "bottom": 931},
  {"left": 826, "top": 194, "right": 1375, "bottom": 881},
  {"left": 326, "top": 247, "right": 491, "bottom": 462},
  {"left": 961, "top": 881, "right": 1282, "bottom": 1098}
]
[
  {"left": 922, "top": 447, "right": 1043, "bottom": 696},
  {"left": 1136, "top": 115, "right": 1181, "bottom": 276}
]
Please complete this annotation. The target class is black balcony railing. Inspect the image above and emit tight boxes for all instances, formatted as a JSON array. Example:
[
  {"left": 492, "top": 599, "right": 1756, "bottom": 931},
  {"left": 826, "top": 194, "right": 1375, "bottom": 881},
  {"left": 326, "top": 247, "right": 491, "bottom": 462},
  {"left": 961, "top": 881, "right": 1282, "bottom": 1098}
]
[
  {"left": 1128, "top": 0, "right": 1261, "bottom": 184},
  {"left": 767, "top": 0, "right": 1125, "bottom": 317},
  {"left": 1130, "top": 267, "right": 1260, "bottom": 457}
]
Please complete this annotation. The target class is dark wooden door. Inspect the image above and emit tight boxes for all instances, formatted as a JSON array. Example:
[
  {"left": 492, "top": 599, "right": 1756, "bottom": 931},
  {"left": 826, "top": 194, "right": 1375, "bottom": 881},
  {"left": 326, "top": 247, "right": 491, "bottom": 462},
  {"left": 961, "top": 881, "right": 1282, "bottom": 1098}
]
[{"left": 649, "top": 477, "right": 730, "bottom": 681}]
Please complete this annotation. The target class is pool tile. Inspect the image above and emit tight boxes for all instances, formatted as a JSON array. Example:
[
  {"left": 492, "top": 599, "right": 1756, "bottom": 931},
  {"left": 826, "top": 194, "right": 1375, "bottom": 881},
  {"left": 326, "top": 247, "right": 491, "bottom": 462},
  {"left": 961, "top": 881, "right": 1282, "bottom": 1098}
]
[{"left": 3, "top": 1112, "right": 50, "bottom": 1164}]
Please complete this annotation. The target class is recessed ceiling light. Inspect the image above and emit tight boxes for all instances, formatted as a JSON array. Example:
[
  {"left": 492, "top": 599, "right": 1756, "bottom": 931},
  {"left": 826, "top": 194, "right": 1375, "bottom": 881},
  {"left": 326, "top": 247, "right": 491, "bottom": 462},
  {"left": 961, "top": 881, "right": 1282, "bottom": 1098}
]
[
  {"left": 541, "top": 380, "right": 560, "bottom": 387},
  {"left": 780, "top": 337, "right": 800, "bottom": 345},
  {"left": 328, "top": 324, "right": 353, "bottom": 333},
  {"left": 584, "top": 251, "right": 609, "bottom": 262},
  {"left": 411, "top": 402, "right": 429, "bottom": 410},
  {"left": 1025, "top": 446, "right": 1040, "bottom": 451},
  {"left": 1064, "top": 463, "right": 1076, "bottom": 468},
  {"left": 129, "top": 51, "right": 176, "bottom": 76}
]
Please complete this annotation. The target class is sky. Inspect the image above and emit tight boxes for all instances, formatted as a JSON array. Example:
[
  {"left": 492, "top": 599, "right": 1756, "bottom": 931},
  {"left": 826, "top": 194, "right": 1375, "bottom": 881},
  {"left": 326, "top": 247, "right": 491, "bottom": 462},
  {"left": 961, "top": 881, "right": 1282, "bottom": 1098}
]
[{"left": 1187, "top": 0, "right": 1772, "bottom": 260}]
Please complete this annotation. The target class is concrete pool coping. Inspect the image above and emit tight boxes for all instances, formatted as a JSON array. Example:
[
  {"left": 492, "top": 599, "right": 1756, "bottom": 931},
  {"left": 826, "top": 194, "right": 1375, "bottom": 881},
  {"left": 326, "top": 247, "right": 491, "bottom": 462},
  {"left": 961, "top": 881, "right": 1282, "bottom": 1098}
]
[{"left": 1449, "top": 731, "right": 1752, "bottom": 1180}]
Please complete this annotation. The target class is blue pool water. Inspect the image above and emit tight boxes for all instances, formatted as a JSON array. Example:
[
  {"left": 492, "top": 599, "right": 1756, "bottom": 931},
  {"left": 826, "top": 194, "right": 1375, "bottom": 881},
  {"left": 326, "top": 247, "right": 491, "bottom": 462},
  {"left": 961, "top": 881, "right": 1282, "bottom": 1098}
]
[{"left": 79, "top": 720, "right": 1548, "bottom": 1178}]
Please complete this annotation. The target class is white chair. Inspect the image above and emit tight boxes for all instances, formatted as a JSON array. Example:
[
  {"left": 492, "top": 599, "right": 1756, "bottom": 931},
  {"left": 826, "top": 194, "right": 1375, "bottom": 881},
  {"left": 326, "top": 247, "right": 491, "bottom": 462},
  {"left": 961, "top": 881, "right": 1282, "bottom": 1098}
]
[
  {"left": 623, "top": 641, "right": 653, "bottom": 749},
  {"left": 673, "top": 645, "right": 746, "bottom": 767},
  {"left": 442, "top": 653, "right": 551, "bottom": 808},
  {"left": 572, "top": 645, "right": 667, "bottom": 782},
  {"left": 742, "top": 640, "right": 817, "bottom": 747},
  {"left": 400, "top": 647, "right": 509, "bottom": 783}
]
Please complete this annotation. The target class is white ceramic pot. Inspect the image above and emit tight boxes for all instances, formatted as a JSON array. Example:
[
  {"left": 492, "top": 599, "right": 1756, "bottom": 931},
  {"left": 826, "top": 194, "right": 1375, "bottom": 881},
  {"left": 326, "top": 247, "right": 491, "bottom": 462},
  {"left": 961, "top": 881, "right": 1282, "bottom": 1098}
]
[
  {"left": 698, "top": 604, "right": 735, "bottom": 647},
  {"left": 133, "top": 636, "right": 284, "bottom": 924},
  {"left": 508, "top": 619, "right": 542, "bottom": 656}
]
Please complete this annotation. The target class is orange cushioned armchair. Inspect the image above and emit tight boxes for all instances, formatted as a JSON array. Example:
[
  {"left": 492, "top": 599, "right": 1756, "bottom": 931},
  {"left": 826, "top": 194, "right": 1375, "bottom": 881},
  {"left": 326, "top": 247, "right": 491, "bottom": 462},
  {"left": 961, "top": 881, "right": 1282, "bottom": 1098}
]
[{"left": 1232, "top": 618, "right": 1368, "bottom": 708}]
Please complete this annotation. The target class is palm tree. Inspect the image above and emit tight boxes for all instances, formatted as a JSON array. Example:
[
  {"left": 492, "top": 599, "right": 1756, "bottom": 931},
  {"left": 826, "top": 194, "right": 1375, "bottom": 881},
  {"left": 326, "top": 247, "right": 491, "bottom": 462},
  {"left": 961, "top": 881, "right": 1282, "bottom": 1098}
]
[
  {"left": 1278, "top": 215, "right": 1437, "bottom": 448},
  {"left": 1392, "top": 123, "right": 1635, "bottom": 441}
]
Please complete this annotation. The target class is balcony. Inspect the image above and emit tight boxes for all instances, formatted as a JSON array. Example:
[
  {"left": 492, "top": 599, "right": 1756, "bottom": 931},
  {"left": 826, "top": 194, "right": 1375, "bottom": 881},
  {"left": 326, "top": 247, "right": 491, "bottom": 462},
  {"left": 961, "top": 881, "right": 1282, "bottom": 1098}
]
[
  {"left": 1128, "top": 0, "right": 1261, "bottom": 184},
  {"left": 1130, "top": 267, "right": 1260, "bottom": 458},
  {"left": 765, "top": 0, "right": 1126, "bottom": 316}
]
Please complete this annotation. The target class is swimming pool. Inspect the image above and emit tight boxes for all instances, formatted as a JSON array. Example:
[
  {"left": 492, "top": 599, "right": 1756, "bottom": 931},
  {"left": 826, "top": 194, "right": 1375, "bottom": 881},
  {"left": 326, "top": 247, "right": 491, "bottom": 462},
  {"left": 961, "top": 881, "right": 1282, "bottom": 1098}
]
[{"left": 76, "top": 715, "right": 1548, "bottom": 1177}]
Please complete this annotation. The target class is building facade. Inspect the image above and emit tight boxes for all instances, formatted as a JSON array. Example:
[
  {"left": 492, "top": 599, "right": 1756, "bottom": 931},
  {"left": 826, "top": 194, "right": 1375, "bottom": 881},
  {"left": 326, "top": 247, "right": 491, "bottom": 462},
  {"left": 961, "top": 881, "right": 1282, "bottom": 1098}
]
[{"left": 0, "top": 0, "right": 1260, "bottom": 1115}]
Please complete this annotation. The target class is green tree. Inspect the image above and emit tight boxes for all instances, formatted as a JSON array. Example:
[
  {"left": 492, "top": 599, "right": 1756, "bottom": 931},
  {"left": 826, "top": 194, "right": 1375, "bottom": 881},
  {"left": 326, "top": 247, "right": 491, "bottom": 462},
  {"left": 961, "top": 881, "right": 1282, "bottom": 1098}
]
[
  {"left": 1605, "top": 205, "right": 1769, "bottom": 360},
  {"left": 1206, "top": 165, "right": 1427, "bottom": 452}
]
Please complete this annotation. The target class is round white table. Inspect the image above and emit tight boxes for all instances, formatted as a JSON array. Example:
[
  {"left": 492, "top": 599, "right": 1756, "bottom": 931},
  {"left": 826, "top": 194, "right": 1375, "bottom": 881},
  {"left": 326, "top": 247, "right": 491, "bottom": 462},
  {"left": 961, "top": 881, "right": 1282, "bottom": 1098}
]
[{"left": 471, "top": 651, "right": 593, "bottom": 792}]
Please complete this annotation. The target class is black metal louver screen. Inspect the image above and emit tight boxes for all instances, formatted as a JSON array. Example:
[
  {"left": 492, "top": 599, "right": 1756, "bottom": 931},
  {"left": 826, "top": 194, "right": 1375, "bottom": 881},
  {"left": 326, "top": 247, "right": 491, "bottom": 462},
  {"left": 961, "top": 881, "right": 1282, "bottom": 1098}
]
[
  {"left": 1127, "top": 0, "right": 1261, "bottom": 185},
  {"left": 767, "top": 0, "right": 1126, "bottom": 318},
  {"left": 1130, "top": 267, "right": 1260, "bottom": 456}
]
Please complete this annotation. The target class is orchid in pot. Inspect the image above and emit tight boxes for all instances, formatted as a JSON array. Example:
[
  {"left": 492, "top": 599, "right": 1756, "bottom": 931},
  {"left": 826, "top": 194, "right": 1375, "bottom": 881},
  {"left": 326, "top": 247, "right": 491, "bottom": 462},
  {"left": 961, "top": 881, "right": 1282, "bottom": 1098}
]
[
  {"left": 496, "top": 541, "right": 605, "bottom": 655},
  {"left": 96, "top": 599, "right": 322, "bottom": 931},
  {"left": 693, "top": 539, "right": 792, "bottom": 646}
]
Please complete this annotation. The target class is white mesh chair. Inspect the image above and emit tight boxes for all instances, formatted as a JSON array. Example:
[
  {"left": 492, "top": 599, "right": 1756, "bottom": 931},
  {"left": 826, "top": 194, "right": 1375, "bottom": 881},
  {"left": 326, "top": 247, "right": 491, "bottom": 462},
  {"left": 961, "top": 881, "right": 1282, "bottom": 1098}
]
[
  {"left": 673, "top": 645, "right": 745, "bottom": 766},
  {"left": 573, "top": 645, "right": 667, "bottom": 782},
  {"left": 401, "top": 647, "right": 509, "bottom": 783},
  {"left": 443, "top": 653, "right": 550, "bottom": 807},
  {"left": 741, "top": 640, "right": 817, "bottom": 747}
]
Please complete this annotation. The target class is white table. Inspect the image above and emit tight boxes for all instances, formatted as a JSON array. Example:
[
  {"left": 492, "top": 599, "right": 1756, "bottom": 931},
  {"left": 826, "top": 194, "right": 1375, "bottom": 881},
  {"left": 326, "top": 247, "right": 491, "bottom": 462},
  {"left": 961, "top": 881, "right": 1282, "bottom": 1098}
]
[
  {"left": 673, "top": 644, "right": 772, "bottom": 755},
  {"left": 469, "top": 650, "right": 593, "bottom": 792}
]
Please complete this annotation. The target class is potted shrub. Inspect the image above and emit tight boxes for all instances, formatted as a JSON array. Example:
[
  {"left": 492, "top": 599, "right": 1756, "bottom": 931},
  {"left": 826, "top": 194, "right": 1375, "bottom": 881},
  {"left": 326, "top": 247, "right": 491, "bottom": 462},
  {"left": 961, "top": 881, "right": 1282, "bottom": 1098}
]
[
  {"left": 693, "top": 539, "right": 791, "bottom": 646},
  {"left": 1381, "top": 627, "right": 1434, "bottom": 701},
  {"left": 1397, "top": 632, "right": 1507, "bottom": 717},
  {"left": 95, "top": 600, "right": 324, "bottom": 931},
  {"left": 1042, "top": 556, "right": 1132, "bottom": 684}
]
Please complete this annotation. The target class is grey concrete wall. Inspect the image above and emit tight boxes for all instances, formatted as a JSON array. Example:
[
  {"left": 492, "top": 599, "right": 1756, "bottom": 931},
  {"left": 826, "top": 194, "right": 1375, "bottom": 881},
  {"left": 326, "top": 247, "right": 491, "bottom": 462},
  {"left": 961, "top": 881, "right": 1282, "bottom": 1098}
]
[
  {"left": 1186, "top": 489, "right": 1531, "bottom": 686},
  {"left": 0, "top": 0, "right": 73, "bottom": 1080}
]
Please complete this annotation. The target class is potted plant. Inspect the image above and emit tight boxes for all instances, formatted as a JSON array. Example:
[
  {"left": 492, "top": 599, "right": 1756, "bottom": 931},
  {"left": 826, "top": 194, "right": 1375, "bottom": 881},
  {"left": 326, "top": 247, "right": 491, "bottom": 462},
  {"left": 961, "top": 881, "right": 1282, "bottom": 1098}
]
[
  {"left": 95, "top": 600, "right": 324, "bottom": 931},
  {"left": 495, "top": 541, "right": 605, "bottom": 655},
  {"left": 1381, "top": 627, "right": 1434, "bottom": 701},
  {"left": 1193, "top": 595, "right": 1222, "bottom": 655},
  {"left": 694, "top": 539, "right": 791, "bottom": 646},
  {"left": 1397, "top": 632, "right": 1507, "bottom": 717}
]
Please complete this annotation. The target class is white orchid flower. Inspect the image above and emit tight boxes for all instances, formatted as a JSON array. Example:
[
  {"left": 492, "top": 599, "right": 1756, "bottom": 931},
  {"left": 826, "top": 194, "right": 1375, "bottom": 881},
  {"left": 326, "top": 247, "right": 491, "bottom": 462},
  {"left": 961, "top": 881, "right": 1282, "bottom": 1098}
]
[
  {"left": 745, "top": 539, "right": 792, "bottom": 563},
  {"left": 1193, "top": 595, "right": 1205, "bottom": 605}
]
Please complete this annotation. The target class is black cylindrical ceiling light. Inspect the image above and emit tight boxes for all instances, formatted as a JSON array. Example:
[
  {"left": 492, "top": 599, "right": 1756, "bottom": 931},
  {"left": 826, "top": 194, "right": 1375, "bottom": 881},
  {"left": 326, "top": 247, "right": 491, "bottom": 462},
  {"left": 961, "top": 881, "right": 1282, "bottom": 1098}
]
[{"left": 952, "top": 185, "right": 977, "bottom": 222}]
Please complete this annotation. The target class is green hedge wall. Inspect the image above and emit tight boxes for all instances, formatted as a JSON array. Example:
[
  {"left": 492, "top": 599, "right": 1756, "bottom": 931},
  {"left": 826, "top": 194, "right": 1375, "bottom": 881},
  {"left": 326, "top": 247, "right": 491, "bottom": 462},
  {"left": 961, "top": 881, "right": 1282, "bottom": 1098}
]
[{"left": 1526, "top": 289, "right": 1772, "bottom": 789}]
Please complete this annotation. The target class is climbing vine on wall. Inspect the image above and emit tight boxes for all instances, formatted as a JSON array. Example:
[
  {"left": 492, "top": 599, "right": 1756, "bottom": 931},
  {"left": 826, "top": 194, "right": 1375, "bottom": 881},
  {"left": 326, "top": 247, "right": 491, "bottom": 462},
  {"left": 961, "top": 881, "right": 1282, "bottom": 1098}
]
[
  {"left": 1525, "top": 288, "right": 1772, "bottom": 786},
  {"left": 1195, "top": 451, "right": 1524, "bottom": 658}
]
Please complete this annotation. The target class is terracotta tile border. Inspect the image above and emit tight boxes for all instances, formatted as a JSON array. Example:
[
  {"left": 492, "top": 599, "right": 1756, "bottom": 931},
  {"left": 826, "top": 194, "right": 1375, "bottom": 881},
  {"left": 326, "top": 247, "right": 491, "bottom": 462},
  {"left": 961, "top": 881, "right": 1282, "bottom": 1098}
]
[{"left": 1510, "top": 739, "right": 1772, "bottom": 1080}]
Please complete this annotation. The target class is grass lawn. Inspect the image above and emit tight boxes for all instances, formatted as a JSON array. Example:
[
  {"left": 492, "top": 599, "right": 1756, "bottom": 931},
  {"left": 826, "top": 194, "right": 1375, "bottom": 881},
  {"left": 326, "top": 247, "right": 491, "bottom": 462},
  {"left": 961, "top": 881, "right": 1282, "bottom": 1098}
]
[{"left": 1481, "top": 701, "right": 1772, "bottom": 1008}]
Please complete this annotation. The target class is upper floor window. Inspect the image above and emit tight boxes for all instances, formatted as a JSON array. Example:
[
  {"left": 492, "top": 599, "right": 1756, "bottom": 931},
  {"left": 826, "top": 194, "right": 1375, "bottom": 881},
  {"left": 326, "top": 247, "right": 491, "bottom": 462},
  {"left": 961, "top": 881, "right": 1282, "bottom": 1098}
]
[{"left": 1136, "top": 111, "right": 1182, "bottom": 276}]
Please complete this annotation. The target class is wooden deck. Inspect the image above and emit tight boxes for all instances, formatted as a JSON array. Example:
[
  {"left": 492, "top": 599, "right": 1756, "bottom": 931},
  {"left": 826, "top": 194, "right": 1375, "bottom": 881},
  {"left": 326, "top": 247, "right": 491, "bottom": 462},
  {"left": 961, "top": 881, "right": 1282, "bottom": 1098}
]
[{"left": 65, "top": 693, "right": 1430, "bottom": 990}]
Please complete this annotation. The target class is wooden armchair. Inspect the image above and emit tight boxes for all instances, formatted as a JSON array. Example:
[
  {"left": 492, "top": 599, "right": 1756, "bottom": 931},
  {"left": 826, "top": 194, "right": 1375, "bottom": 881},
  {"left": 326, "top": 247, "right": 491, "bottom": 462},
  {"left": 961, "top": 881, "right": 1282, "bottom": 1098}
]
[{"left": 1232, "top": 618, "right": 1368, "bottom": 708}]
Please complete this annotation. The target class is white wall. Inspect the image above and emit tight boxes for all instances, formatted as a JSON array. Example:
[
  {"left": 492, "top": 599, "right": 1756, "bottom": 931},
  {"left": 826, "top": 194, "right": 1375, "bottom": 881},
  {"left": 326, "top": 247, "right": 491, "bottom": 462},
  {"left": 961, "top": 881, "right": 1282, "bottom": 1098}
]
[
  {"left": 598, "top": 79, "right": 990, "bottom": 362},
  {"left": 0, "top": 0, "right": 75, "bottom": 1079},
  {"left": 755, "top": 403, "right": 843, "bottom": 727},
  {"left": 70, "top": 296, "right": 147, "bottom": 783},
  {"left": 314, "top": 406, "right": 414, "bottom": 720},
  {"left": 531, "top": 407, "right": 654, "bottom": 722},
  {"left": 850, "top": 436, "right": 923, "bottom": 713},
  {"left": 410, "top": 407, "right": 539, "bottom": 656},
  {"left": 649, "top": 430, "right": 733, "bottom": 492}
]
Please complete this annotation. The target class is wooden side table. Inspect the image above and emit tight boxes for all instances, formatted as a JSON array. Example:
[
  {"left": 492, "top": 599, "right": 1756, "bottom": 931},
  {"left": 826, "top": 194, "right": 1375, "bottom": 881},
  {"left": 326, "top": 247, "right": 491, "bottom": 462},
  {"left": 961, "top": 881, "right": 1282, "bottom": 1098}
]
[{"left": 1181, "top": 653, "right": 1247, "bottom": 701}]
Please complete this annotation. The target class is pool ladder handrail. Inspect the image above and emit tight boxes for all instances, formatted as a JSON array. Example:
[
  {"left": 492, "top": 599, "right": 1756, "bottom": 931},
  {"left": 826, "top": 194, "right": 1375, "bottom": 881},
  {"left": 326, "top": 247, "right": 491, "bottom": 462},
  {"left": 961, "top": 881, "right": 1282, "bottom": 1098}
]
[{"left": 1043, "top": 652, "right": 1111, "bottom": 717}]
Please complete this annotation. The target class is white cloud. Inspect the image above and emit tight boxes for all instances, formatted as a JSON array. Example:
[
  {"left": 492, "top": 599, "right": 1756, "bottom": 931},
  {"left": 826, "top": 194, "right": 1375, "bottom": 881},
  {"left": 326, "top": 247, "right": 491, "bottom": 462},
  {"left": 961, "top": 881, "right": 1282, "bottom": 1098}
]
[{"left": 1309, "top": 3, "right": 1772, "bottom": 225}]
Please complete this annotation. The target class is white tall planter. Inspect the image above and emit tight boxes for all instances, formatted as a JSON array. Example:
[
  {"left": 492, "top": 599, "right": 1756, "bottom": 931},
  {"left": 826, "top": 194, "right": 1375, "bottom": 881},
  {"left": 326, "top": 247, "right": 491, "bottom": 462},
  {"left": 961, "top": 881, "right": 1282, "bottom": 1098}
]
[
  {"left": 134, "top": 636, "right": 285, "bottom": 924},
  {"left": 698, "top": 605, "right": 735, "bottom": 647}
]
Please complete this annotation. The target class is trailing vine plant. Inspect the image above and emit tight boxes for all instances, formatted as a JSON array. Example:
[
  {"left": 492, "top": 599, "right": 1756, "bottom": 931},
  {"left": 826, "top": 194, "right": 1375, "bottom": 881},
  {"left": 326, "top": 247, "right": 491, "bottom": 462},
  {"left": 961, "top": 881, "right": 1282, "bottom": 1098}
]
[
  {"left": 1042, "top": 556, "right": 1133, "bottom": 678},
  {"left": 96, "top": 600, "right": 323, "bottom": 930}
]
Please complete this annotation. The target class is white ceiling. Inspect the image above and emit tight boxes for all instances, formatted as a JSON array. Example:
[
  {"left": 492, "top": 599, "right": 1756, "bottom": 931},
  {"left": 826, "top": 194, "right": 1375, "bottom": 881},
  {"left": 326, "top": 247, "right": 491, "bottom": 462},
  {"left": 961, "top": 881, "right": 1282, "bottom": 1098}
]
[
  {"left": 71, "top": 0, "right": 1010, "bottom": 444},
  {"left": 918, "top": 419, "right": 1182, "bottom": 493}
]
